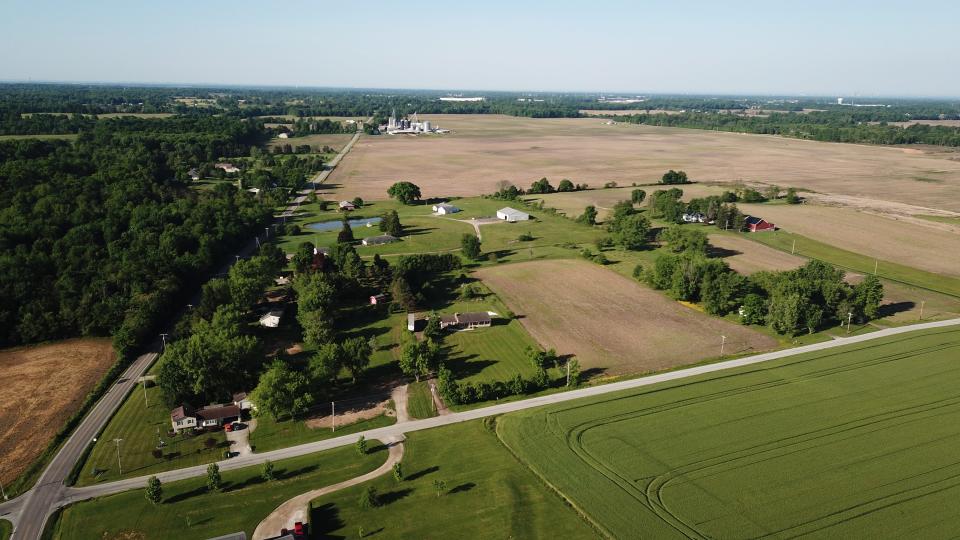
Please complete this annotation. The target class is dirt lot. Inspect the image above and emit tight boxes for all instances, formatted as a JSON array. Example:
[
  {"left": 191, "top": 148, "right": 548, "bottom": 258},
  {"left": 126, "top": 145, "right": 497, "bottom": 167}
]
[
  {"left": 475, "top": 260, "right": 777, "bottom": 377},
  {"left": 0, "top": 338, "right": 115, "bottom": 485},
  {"left": 707, "top": 233, "right": 807, "bottom": 275},
  {"left": 328, "top": 114, "right": 960, "bottom": 212},
  {"left": 737, "top": 203, "right": 960, "bottom": 277}
]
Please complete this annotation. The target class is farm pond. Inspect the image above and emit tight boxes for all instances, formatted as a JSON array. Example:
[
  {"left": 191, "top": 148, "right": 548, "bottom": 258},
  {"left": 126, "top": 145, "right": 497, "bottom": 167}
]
[{"left": 306, "top": 216, "right": 381, "bottom": 231}]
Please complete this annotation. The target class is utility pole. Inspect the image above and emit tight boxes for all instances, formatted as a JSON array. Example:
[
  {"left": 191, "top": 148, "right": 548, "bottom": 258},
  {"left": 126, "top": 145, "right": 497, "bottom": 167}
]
[
  {"left": 113, "top": 438, "right": 124, "bottom": 476},
  {"left": 566, "top": 360, "right": 571, "bottom": 386},
  {"left": 265, "top": 227, "right": 270, "bottom": 239},
  {"left": 791, "top": 239, "right": 796, "bottom": 255},
  {"left": 160, "top": 333, "right": 168, "bottom": 352},
  {"left": 720, "top": 335, "right": 727, "bottom": 357},
  {"left": 331, "top": 402, "right": 336, "bottom": 432},
  {"left": 142, "top": 377, "right": 149, "bottom": 408},
  {"left": 235, "top": 255, "right": 241, "bottom": 264},
  {"left": 0, "top": 478, "right": 7, "bottom": 500},
  {"left": 920, "top": 300, "right": 925, "bottom": 320},
  {"left": 847, "top": 312, "right": 853, "bottom": 334},
  {"left": 874, "top": 259, "right": 878, "bottom": 275}
]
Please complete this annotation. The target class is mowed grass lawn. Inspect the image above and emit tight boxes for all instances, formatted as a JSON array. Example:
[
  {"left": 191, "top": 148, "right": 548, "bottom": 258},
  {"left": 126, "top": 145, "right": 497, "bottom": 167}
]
[
  {"left": 0, "top": 520, "right": 11, "bottom": 540},
  {"left": 250, "top": 414, "right": 394, "bottom": 454},
  {"left": 54, "top": 444, "right": 388, "bottom": 540},
  {"left": 498, "top": 327, "right": 960, "bottom": 539},
  {"left": 406, "top": 381, "right": 436, "bottom": 419},
  {"left": 309, "top": 420, "right": 595, "bottom": 539},
  {"left": 77, "top": 384, "right": 227, "bottom": 486}
]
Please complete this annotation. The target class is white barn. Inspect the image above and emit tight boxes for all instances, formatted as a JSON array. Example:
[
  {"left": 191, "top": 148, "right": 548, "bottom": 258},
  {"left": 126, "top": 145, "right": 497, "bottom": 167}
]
[
  {"left": 433, "top": 203, "right": 460, "bottom": 215},
  {"left": 496, "top": 207, "right": 530, "bottom": 222}
]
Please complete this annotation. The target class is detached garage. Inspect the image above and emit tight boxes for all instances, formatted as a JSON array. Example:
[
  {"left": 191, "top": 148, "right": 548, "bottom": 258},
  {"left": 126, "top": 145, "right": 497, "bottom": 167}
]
[{"left": 496, "top": 207, "right": 530, "bottom": 222}]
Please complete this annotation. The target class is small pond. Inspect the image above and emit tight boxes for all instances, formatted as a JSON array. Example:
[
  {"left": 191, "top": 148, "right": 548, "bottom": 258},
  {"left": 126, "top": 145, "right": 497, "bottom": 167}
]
[{"left": 306, "top": 217, "right": 381, "bottom": 232}]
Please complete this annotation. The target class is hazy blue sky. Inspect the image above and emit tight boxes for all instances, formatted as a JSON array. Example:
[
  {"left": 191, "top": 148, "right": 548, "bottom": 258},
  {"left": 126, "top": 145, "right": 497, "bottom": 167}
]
[{"left": 2, "top": 0, "right": 958, "bottom": 96}]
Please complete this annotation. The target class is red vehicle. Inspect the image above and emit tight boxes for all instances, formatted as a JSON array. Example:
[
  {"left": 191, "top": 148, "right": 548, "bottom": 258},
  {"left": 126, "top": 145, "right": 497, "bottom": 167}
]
[
  {"left": 294, "top": 522, "right": 306, "bottom": 536},
  {"left": 224, "top": 423, "right": 234, "bottom": 432}
]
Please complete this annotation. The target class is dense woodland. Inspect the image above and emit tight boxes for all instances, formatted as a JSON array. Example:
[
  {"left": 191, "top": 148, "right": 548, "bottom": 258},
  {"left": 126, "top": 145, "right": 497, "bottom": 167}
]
[{"left": 0, "top": 115, "right": 272, "bottom": 353}]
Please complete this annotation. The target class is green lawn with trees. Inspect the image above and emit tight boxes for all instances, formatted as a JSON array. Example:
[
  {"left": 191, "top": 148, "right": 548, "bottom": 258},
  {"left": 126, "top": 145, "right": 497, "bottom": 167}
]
[
  {"left": 498, "top": 326, "right": 960, "bottom": 539},
  {"left": 53, "top": 444, "right": 388, "bottom": 540},
  {"left": 308, "top": 420, "right": 595, "bottom": 539},
  {"left": 75, "top": 384, "right": 228, "bottom": 487}
]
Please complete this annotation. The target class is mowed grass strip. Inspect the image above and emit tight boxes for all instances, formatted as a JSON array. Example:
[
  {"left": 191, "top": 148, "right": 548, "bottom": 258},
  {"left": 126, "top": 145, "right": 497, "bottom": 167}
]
[
  {"left": 54, "top": 444, "right": 388, "bottom": 540},
  {"left": 77, "top": 384, "right": 227, "bottom": 486},
  {"left": 498, "top": 327, "right": 960, "bottom": 539},
  {"left": 406, "top": 381, "right": 437, "bottom": 419},
  {"left": 742, "top": 229, "right": 960, "bottom": 297},
  {"left": 309, "top": 420, "right": 595, "bottom": 539},
  {"left": 249, "top": 414, "right": 394, "bottom": 454}
]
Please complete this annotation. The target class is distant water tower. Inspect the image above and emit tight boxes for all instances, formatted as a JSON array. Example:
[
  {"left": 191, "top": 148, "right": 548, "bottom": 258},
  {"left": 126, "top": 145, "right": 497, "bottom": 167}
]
[{"left": 837, "top": 97, "right": 844, "bottom": 105}]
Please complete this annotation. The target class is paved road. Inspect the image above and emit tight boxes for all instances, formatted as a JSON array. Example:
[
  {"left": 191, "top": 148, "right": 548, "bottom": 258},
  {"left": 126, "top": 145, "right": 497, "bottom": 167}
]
[
  {"left": 309, "top": 122, "right": 364, "bottom": 190},
  {"left": 31, "top": 317, "right": 960, "bottom": 519}
]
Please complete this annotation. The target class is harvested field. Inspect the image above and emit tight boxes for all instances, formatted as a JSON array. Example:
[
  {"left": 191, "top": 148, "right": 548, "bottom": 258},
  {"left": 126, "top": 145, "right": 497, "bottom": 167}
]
[
  {"left": 737, "top": 203, "right": 960, "bottom": 277},
  {"left": 329, "top": 114, "right": 960, "bottom": 211},
  {"left": 0, "top": 338, "right": 115, "bottom": 485},
  {"left": 499, "top": 327, "right": 960, "bottom": 539},
  {"left": 707, "top": 233, "right": 806, "bottom": 274},
  {"left": 475, "top": 260, "right": 777, "bottom": 376}
]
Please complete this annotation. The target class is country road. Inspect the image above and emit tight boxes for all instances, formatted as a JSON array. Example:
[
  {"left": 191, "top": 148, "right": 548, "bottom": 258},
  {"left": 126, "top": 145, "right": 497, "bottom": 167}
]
[
  {"left": 1, "top": 125, "right": 368, "bottom": 539},
  {"left": 5, "top": 317, "right": 957, "bottom": 539}
]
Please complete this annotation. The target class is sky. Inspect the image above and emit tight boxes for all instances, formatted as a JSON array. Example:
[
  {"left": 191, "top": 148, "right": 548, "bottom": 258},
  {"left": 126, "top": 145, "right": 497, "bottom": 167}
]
[{"left": 2, "top": 0, "right": 958, "bottom": 97}]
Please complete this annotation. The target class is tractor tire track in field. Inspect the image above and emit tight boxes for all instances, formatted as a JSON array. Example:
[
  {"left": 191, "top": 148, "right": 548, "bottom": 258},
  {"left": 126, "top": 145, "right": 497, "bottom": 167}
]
[{"left": 556, "top": 333, "right": 960, "bottom": 538}]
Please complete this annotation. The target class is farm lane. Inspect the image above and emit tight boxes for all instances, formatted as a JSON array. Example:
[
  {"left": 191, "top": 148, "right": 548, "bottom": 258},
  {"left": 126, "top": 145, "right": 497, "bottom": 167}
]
[
  {"left": 23, "top": 317, "right": 960, "bottom": 529},
  {"left": 251, "top": 437, "right": 404, "bottom": 540}
]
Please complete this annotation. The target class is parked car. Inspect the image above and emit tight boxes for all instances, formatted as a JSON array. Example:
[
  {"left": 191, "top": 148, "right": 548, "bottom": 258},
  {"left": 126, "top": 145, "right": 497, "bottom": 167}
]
[
  {"left": 294, "top": 522, "right": 306, "bottom": 537},
  {"left": 224, "top": 423, "right": 234, "bottom": 432}
]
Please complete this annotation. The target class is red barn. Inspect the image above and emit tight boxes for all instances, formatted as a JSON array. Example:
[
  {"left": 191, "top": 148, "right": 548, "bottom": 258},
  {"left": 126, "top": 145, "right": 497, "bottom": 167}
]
[{"left": 744, "top": 215, "right": 775, "bottom": 232}]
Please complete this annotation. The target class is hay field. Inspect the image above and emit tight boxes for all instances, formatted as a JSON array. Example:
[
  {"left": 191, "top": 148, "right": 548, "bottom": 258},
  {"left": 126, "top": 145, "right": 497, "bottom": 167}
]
[
  {"left": 0, "top": 338, "right": 115, "bottom": 485},
  {"left": 738, "top": 203, "right": 960, "bottom": 277},
  {"left": 328, "top": 114, "right": 960, "bottom": 211},
  {"left": 707, "top": 233, "right": 806, "bottom": 274},
  {"left": 475, "top": 260, "right": 776, "bottom": 376},
  {"left": 498, "top": 327, "right": 960, "bottom": 539}
]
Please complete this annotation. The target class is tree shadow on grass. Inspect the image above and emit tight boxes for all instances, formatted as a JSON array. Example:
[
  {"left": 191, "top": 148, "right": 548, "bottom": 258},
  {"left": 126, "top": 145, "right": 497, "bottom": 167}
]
[
  {"left": 309, "top": 502, "right": 346, "bottom": 539},
  {"left": 277, "top": 464, "right": 319, "bottom": 480},
  {"left": 878, "top": 301, "right": 916, "bottom": 317},
  {"left": 405, "top": 465, "right": 439, "bottom": 481},
  {"left": 225, "top": 475, "right": 265, "bottom": 492},
  {"left": 378, "top": 487, "right": 413, "bottom": 505},
  {"left": 449, "top": 482, "right": 476, "bottom": 494},
  {"left": 164, "top": 485, "right": 207, "bottom": 504}
]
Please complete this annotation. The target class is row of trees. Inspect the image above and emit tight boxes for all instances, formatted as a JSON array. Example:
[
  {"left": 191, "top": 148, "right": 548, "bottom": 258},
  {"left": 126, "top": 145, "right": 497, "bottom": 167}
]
[
  {"left": 437, "top": 347, "right": 580, "bottom": 406},
  {"left": 641, "top": 226, "right": 884, "bottom": 335}
]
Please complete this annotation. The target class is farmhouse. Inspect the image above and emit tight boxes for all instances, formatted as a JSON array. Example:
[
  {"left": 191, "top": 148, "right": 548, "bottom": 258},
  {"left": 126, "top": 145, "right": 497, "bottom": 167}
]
[
  {"left": 496, "top": 207, "right": 530, "bottom": 222},
  {"left": 682, "top": 212, "right": 706, "bottom": 223},
  {"left": 338, "top": 201, "right": 356, "bottom": 211},
  {"left": 362, "top": 234, "right": 398, "bottom": 246},
  {"left": 258, "top": 309, "right": 284, "bottom": 328},
  {"left": 433, "top": 203, "right": 460, "bottom": 215},
  {"left": 215, "top": 162, "right": 240, "bottom": 174},
  {"left": 744, "top": 215, "right": 776, "bottom": 232},
  {"left": 439, "top": 312, "right": 493, "bottom": 330},
  {"left": 171, "top": 403, "right": 240, "bottom": 433}
]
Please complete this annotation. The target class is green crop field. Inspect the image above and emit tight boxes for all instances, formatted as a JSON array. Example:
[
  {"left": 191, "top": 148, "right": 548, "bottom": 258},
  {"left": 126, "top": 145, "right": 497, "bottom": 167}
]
[
  {"left": 498, "top": 327, "right": 960, "bottom": 539},
  {"left": 406, "top": 381, "right": 437, "bottom": 419},
  {"left": 309, "top": 420, "right": 595, "bottom": 538},
  {"left": 53, "top": 444, "right": 388, "bottom": 540},
  {"left": 76, "top": 384, "right": 227, "bottom": 486}
]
